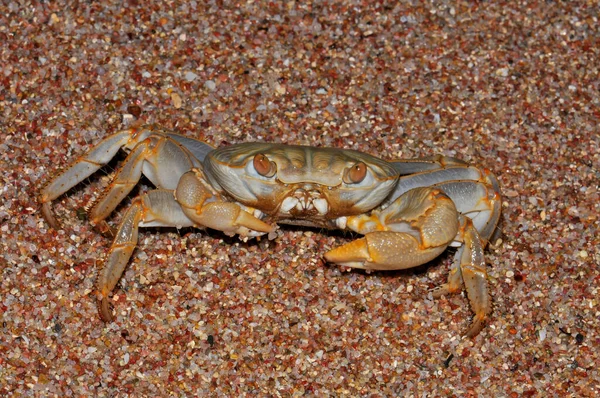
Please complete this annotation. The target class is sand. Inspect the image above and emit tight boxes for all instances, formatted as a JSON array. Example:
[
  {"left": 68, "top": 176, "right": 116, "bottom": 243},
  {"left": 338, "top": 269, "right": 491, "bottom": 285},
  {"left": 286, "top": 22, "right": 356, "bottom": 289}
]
[{"left": 1, "top": 1, "right": 598, "bottom": 396}]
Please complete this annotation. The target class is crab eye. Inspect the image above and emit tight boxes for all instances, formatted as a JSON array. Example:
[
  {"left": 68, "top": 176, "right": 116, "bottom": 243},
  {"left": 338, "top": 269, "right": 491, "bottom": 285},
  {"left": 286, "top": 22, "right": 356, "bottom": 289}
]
[
  {"left": 253, "top": 153, "right": 276, "bottom": 177},
  {"left": 343, "top": 162, "right": 367, "bottom": 184}
]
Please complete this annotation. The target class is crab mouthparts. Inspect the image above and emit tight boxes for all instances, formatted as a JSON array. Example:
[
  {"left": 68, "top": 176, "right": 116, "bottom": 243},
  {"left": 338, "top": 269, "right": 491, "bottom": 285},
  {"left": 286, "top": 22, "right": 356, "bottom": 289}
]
[{"left": 280, "top": 188, "right": 329, "bottom": 216}]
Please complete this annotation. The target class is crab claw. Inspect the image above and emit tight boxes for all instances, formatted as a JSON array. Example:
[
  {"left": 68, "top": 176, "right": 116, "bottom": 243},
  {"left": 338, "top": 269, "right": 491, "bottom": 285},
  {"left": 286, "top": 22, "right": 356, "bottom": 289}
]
[
  {"left": 324, "top": 231, "right": 447, "bottom": 271},
  {"left": 175, "top": 170, "right": 274, "bottom": 237},
  {"left": 191, "top": 202, "right": 274, "bottom": 237}
]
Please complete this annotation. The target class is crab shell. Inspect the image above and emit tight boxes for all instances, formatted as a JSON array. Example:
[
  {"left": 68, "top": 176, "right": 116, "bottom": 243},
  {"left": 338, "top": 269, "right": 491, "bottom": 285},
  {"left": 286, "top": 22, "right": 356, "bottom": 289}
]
[{"left": 204, "top": 143, "right": 399, "bottom": 226}]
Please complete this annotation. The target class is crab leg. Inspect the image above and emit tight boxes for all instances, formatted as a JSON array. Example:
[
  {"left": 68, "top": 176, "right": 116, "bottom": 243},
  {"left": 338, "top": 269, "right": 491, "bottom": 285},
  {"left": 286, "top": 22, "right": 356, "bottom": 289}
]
[
  {"left": 97, "top": 184, "right": 272, "bottom": 321},
  {"left": 87, "top": 134, "right": 199, "bottom": 225},
  {"left": 390, "top": 154, "right": 468, "bottom": 175},
  {"left": 390, "top": 165, "right": 501, "bottom": 243},
  {"left": 430, "top": 180, "right": 501, "bottom": 244},
  {"left": 39, "top": 126, "right": 212, "bottom": 228},
  {"left": 96, "top": 189, "right": 194, "bottom": 321},
  {"left": 39, "top": 130, "right": 135, "bottom": 228},
  {"left": 431, "top": 216, "right": 490, "bottom": 337}
]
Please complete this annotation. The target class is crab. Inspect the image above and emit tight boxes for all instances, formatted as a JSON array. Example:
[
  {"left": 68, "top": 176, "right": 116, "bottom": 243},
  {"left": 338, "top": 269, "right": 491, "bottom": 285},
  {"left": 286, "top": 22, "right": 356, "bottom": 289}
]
[{"left": 39, "top": 126, "right": 501, "bottom": 337}]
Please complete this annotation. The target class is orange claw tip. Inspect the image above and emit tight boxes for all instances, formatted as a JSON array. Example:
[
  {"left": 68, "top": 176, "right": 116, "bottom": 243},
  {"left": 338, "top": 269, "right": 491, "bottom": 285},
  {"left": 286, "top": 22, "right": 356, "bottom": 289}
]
[
  {"left": 324, "top": 238, "right": 371, "bottom": 269},
  {"left": 235, "top": 210, "right": 275, "bottom": 233}
]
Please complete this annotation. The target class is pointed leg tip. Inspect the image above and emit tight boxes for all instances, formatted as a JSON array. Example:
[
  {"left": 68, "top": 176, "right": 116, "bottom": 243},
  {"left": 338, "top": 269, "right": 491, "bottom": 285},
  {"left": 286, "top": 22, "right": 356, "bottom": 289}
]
[
  {"left": 431, "top": 283, "right": 463, "bottom": 298},
  {"left": 430, "top": 285, "right": 449, "bottom": 299},
  {"left": 98, "top": 297, "right": 114, "bottom": 322},
  {"left": 464, "top": 316, "right": 486, "bottom": 338},
  {"left": 92, "top": 220, "right": 116, "bottom": 238},
  {"left": 41, "top": 201, "right": 61, "bottom": 230}
]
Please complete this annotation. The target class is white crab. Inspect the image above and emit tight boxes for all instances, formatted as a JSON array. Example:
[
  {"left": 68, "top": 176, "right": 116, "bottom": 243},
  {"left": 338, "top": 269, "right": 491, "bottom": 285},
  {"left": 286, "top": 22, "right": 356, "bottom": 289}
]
[{"left": 40, "top": 126, "right": 501, "bottom": 337}]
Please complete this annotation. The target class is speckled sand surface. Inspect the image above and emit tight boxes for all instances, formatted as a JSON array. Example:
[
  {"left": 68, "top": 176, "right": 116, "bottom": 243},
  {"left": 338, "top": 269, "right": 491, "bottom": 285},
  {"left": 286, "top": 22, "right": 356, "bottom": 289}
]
[{"left": 1, "top": 1, "right": 599, "bottom": 396}]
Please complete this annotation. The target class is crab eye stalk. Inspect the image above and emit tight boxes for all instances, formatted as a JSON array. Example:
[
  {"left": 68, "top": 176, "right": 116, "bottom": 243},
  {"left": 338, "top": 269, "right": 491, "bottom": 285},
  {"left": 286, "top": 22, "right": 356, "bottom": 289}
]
[
  {"left": 343, "top": 162, "right": 367, "bottom": 184},
  {"left": 253, "top": 153, "right": 276, "bottom": 177}
]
